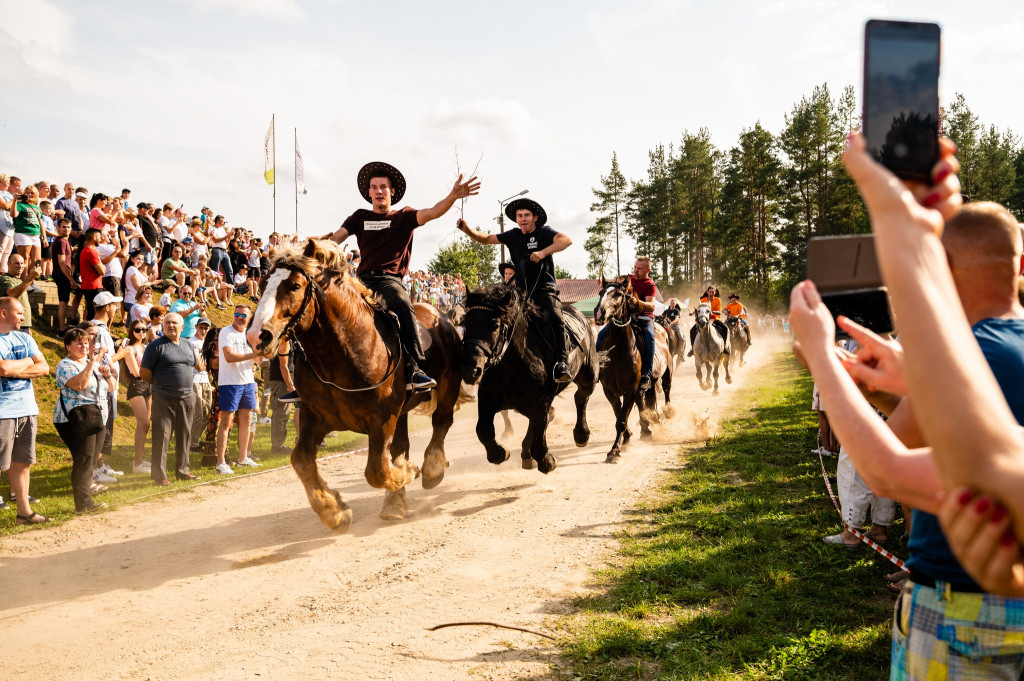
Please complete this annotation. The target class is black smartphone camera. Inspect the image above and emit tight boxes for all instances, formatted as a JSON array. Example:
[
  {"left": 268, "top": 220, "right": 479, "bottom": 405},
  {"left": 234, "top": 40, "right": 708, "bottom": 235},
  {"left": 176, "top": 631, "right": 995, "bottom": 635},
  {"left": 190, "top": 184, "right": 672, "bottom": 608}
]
[
  {"left": 863, "top": 19, "right": 941, "bottom": 182},
  {"left": 806, "top": 235, "right": 893, "bottom": 339}
]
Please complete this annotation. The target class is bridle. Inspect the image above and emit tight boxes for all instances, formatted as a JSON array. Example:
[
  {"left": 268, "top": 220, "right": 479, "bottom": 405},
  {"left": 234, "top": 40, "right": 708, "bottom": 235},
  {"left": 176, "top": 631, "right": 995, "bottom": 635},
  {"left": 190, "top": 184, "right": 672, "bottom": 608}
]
[
  {"left": 599, "top": 282, "right": 636, "bottom": 328},
  {"left": 272, "top": 265, "right": 402, "bottom": 393},
  {"left": 463, "top": 269, "right": 544, "bottom": 371}
]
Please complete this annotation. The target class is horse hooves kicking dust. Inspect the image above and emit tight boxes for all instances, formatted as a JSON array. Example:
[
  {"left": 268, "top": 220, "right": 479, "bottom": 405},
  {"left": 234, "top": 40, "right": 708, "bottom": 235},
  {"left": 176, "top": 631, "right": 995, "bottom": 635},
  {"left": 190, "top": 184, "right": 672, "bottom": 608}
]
[
  {"left": 521, "top": 457, "right": 538, "bottom": 470},
  {"left": 379, "top": 487, "right": 408, "bottom": 521}
]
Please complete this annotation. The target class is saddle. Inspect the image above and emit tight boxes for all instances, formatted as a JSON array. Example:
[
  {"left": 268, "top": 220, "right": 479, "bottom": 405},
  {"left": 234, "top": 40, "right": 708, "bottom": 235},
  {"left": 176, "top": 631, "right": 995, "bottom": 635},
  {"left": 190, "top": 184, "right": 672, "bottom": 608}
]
[{"left": 373, "top": 298, "right": 434, "bottom": 355}]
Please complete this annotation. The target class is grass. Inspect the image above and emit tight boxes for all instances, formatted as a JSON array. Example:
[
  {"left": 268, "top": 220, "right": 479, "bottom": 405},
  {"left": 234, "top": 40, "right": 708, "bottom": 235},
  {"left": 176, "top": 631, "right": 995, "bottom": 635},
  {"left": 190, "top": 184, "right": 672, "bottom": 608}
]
[
  {"left": 0, "top": 293, "right": 371, "bottom": 535},
  {"left": 549, "top": 354, "right": 903, "bottom": 681}
]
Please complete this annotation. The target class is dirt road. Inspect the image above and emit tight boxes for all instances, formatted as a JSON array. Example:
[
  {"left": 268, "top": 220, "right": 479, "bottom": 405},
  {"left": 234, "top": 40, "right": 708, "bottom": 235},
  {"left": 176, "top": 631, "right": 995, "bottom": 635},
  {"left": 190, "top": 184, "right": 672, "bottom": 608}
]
[{"left": 1, "top": 342, "right": 783, "bottom": 681}]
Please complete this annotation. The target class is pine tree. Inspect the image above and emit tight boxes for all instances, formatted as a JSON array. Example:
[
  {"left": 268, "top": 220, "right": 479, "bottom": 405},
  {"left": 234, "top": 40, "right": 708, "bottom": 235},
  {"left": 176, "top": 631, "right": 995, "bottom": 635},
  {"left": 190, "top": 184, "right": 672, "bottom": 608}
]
[
  {"left": 672, "top": 129, "right": 721, "bottom": 285},
  {"left": 944, "top": 93, "right": 981, "bottom": 201},
  {"left": 589, "top": 152, "right": 629, "bottom": 275}
]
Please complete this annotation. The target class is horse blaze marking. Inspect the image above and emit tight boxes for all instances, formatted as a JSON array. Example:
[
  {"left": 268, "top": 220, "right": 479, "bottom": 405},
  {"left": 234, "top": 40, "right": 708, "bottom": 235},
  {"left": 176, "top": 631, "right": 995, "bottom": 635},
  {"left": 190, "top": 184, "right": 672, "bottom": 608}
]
[{"left": 250, "top": 269, "right": 288, "bottom": 339}]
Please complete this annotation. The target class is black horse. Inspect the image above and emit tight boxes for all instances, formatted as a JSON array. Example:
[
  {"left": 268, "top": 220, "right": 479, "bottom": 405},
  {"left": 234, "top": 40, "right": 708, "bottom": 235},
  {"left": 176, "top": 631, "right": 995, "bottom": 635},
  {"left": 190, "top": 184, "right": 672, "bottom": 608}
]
[{"left": 462, "top": 285, "right": 598, "bottom": 473}]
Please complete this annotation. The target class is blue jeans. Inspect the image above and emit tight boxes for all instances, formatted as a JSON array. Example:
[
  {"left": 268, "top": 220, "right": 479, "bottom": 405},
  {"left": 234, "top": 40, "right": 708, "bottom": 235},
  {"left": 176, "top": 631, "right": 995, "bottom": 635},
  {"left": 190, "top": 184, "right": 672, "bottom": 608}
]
[
  {"left": 209, "top": 247, "right": 234, "bottom": 282},
  {"left": 597, "top": 316, "right": 655, "bottom": 377}
]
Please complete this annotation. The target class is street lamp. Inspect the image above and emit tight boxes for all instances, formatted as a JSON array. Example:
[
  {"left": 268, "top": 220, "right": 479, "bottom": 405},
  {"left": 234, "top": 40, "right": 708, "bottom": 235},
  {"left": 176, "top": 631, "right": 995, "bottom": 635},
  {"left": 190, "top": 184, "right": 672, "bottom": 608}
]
[{"left": 497, "top": 189, "right": 529, "bottom": 263}]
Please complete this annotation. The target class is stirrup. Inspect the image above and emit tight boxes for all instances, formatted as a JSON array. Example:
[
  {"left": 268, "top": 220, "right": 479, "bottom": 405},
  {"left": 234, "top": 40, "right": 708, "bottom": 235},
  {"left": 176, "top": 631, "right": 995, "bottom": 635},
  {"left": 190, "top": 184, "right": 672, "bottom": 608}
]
[
  {"left": 407, "top": 370, "right": 437, "bottom": 392},
  {"left": 553, "top": 362, "right": 572, "bottom": 383}
]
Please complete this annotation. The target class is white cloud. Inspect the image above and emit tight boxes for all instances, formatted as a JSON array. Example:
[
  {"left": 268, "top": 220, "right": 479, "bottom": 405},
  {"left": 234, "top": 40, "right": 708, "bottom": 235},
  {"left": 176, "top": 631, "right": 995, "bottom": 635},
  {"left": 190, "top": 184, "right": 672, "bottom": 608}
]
[
  {"left": 0, "top": 0, "right": 73, "bottom": 80},
  {"left": 169, "top": 0, "right": 304, "bottom": 20}
]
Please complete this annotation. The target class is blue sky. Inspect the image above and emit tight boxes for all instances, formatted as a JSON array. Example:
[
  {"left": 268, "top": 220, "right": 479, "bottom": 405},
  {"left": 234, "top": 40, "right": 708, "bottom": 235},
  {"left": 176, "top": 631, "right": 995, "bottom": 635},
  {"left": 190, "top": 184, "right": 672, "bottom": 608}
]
[{"left": 2, "top": 0, "right": 1022, "bottom": 275}]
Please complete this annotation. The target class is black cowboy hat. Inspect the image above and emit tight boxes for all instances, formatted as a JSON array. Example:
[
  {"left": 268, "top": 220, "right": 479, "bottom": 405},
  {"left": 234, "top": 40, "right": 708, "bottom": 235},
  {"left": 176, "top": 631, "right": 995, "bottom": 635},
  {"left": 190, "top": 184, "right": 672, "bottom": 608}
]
[
  {"left": 357, "top": 161, "right": 406, "bottom": 205},
  {"left": 504, "top": 198, "right": 547, "bottom": 227},
  {"left": 729, "top": 293, "right": 740, "bottom": 300},
  {"left": 498, "top": 261, "right": 516, "bottom": 274}
]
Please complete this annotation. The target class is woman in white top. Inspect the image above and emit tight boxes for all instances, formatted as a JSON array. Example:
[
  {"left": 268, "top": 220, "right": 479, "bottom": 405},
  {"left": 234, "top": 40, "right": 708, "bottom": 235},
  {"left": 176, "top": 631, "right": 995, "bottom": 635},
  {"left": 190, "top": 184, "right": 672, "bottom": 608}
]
[
  {"left": 130, "top": 285, "right": 155, "bottom": 323},
  {"left": 189, "top": 219, "right": 209, "bottom": 266}
]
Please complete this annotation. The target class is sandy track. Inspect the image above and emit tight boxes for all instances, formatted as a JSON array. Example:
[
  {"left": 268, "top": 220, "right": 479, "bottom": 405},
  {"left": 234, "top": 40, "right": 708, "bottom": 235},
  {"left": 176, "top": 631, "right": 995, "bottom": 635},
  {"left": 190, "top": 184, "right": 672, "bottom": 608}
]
[{"left": 1, "top": 341, "right": 784, "bottom": 681}]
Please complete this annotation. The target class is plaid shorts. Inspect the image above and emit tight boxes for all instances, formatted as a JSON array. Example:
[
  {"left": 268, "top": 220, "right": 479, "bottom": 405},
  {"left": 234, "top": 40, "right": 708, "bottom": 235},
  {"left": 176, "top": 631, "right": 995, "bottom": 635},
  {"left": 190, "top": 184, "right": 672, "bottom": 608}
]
[{"left": 891, "top": 580, "right": 1024, "bottom": 680}]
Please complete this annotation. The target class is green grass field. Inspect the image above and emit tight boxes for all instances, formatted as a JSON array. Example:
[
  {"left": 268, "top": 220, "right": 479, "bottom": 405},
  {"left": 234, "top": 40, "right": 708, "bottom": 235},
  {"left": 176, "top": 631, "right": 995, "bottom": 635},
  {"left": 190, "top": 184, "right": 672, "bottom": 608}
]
[
  {"left": 0, "top": 293, "right": 370, "bottom": 534},
  {"left": 549, "top": 354, "right": 903, "bottom": 681}
]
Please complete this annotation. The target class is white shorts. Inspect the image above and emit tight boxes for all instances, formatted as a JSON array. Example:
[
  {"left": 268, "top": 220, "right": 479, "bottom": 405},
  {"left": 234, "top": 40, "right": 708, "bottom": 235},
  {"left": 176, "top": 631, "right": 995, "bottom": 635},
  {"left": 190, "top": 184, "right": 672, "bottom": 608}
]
[
  {"left": 13, "top": 233, "right": 38, "bottom": 247},
  {"left": 811, "top": 385, "right": 824, "bottom": 411}
]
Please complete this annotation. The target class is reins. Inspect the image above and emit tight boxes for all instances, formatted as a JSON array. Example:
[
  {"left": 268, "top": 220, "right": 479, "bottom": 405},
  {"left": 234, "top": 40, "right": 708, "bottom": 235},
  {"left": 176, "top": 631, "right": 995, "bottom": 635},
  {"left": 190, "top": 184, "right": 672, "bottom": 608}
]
[
  {"left": 281, "top": 267, "right": 403, "bottom": 393},
  {"left": 465, "top": 268, "right": 543, "bottom": 370}
]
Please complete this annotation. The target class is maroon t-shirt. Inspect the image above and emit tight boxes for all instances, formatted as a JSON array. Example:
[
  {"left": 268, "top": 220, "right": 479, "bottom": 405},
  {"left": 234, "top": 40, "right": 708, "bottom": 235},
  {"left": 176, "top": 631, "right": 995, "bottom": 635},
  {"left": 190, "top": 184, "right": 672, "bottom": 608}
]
[
  {"left": 341, "top": 207, "right": 419, "bottom": 277},
  {"left": 630, "top": 275, "right": 658, "bottom": 318},
  {"left": 51, "top": 236, "right": 72, "bottom": 278}
]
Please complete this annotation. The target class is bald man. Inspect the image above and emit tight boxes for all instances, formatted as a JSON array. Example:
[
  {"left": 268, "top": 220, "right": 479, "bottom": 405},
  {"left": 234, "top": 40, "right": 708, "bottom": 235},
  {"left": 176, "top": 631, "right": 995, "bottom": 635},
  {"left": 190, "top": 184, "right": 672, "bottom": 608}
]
[
  {"left": 141, "top": 312, "right": 198, "bottom": 484},
  {"left": 791, "top": 201, "right": 1024, "bottom": 677}
]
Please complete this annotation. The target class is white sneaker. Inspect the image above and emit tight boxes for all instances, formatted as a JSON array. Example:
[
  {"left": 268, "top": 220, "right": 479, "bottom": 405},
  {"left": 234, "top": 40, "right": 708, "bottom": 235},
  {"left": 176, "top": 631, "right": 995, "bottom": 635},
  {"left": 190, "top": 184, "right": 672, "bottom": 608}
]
[
  {"left": 133, "top": 462, "right": 151, "bottom": 474},
  {"left": 215, "top": 462, "right": 233, "bottom": 475},
  {"left": 100, "top": 463, "right": 125, "bottom": 477},
  {"left": 257, "top": 416, "right": 271, "bottom": 425},
  {"left": 93, "top": 471, "right": 118, "bottom": 484},
  {"left": 236, "top": 458, "right": 260, "bottom": 468}
]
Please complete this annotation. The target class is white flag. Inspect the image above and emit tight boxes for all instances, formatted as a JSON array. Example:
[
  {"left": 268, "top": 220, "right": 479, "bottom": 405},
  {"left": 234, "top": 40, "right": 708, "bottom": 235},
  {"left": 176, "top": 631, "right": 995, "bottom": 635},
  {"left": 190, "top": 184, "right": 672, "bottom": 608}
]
[
  {"left": 263, "top": 117, "right": 275, "bottom": 185},
  {"left": 295, "top": 137, "right": 307, "bottom": 195}
]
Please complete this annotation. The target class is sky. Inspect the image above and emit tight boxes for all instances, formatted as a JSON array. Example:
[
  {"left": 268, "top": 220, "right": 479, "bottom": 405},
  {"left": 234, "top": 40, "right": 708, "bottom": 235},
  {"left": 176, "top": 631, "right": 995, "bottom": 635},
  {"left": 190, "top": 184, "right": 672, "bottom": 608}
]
[{"left": 2, "top": 0, "right": 1022, "bottom": 276}]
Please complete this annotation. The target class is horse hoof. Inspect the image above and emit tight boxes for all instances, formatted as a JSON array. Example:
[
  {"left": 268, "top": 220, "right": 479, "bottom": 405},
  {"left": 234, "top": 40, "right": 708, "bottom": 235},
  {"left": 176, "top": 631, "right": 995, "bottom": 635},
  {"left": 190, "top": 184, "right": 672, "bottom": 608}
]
[
  {"left": 379, "top": 505, "right": 405, "bottom": 521},
  {"left": 421, "top": 457, "right": 448, "bottom": 489},
  {"left": 327, "top": 506, "right": 354, "bottom": 534},
  {"left": 726, "top": 377, "right": 733, "bottom": 384},
  {"left": 487, "top": 445, "right": 511, "bottom": 465},
  {"left": 379, "top": 488, "right": 407, "bottom": 521},
  {"left": 521, "top": 457, "right": 537, "bottom": 470},
  {"left": 701, "top": 383, "right": 711, "bottom": 391},
  {"left": 573, "top": 427, "right": 590, "bottom": 447},
  {"left": 537, "top": 455, "right": 557, "bottom": 474},
  {"left": 713, "top": 389, "right": 720, "bottom": 396},
  {"left": 640, "top": 430, "right": 653, "bottom": 441},
  {"left": 421, "top": 471, "right": 445, "bottom": 490},
  {"left": 605, "top": 453, "right": 620, "bottom": 464},
  {"left": 663, "top": 403, "right": 676, "bottom": 419}
]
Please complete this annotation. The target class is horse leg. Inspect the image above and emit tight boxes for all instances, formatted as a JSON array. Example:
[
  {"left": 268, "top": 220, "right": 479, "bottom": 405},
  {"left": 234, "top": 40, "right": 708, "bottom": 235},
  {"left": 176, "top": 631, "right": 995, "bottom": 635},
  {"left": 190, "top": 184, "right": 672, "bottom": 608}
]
[
  {"left": 602, "top": 384, "right": 626, "bottom": 462},
  {"left": 661, "top": 367, "right": 675, "bottom": 419},
  {"left": 380, "top": 415, "right": 412, "bottom": 521},
  {"left": 292, "top": 416, "right": 352, "bottom": 533},
  {"left": 696, "top": 357, "right": 710, "bottom": 391},
  {"left": 572, "top": 356, "right": 595, "bottom": 447},
  {"left": 531, "top": 404, "right": 558, "bottom": 474},
  {"left": 724, "top": 351, "right": 732, "bottom": 384},
  {"left": 637, "top": 389, "right": 653, "bottom": 440},
  {"left": 365, "top": 416, "right": 419, "bottom": 494},
  {"left": 520, "top": 417, "right": 538, "bottom": 470},
  {"left": 712, "top": 359, "right": 721, "bottom": 395},
  {"left": 476, "top": 391, "right": 510, "bottom": 465},
  {"left": 500, "top": 410, "right": 514, "bottom": 441},
  {"left": 422, "top": 371, "right": 458, "bottom": 490}
]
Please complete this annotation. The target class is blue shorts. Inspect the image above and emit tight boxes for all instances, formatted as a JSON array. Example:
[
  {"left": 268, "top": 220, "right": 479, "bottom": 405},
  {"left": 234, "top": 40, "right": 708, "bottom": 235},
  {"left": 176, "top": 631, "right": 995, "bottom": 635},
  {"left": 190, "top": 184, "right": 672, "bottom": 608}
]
[
  {"left": 218, "top": 383, "right": 257, "bottom": 412},
  {"left": 143, "top": 249, "right": 157, "bottom": 266}
]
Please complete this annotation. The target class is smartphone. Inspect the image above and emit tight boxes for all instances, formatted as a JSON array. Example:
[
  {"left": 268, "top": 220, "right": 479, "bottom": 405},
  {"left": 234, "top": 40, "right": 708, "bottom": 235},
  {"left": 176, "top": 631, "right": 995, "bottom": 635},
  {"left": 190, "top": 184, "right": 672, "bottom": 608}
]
[
  {"left": 806, "top": 235, "right": 893, "bottom": 337},
  {"left": 863, "top": 20, "right": 941, "bottom": 181}
]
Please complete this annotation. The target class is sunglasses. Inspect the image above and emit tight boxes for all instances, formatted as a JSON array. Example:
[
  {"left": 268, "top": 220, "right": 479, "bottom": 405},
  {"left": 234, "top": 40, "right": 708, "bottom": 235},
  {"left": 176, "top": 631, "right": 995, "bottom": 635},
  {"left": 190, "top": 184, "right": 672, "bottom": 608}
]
[
  {"left": 131, "top": 328, "right": 145, "bottom": 334},
  {"left": 234, "top": 313, "right": 248, "bottom": 318}
]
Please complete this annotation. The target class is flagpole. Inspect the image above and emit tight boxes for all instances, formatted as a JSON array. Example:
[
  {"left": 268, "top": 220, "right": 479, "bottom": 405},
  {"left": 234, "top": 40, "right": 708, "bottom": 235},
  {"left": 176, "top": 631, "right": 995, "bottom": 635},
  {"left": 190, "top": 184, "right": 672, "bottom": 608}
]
[
  {"left": 294, "top": 127, "right": 298, "bottom": 235},
  {"left": 272, "top": 114, "right": 276, "bottom": 235}
]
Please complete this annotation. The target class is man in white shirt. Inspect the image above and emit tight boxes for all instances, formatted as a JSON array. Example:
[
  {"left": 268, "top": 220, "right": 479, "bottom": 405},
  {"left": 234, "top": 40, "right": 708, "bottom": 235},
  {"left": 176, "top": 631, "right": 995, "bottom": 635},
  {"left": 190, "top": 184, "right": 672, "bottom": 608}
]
[
  {"left": 216, "top": 304, "right": 260, "bottom": 474},
  {"left": 207, "top": 215, "right": 233, "bottom": 282}
]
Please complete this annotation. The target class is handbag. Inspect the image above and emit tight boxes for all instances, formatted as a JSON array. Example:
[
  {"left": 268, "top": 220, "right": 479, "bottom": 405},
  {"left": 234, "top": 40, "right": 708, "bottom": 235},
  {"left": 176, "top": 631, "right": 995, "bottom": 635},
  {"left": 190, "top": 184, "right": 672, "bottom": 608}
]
[{"left": 59, "top": 370, "right": 105, "bottom": 436}]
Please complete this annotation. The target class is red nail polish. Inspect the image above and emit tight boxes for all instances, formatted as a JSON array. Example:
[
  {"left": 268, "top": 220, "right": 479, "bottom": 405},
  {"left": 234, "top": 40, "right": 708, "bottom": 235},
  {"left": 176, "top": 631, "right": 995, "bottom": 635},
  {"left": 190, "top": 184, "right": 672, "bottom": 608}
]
[
  {"left": 1002, "top": 530, "right": 1016, "bottom": 547},
  {"left": 934, "top": 168, "right": 951, "bottom": 183},
  {"left": 923, "top": 192, "right": 941, "bottom": 207},
  {"left": 990, "top": 505, "right": 1006, "bottom": 523},
  {"left": 957, "top": 490, "right": 974, "bottom": 506},
  {"left": 975, "top": 497, "right": 991, "bottom": 514}
]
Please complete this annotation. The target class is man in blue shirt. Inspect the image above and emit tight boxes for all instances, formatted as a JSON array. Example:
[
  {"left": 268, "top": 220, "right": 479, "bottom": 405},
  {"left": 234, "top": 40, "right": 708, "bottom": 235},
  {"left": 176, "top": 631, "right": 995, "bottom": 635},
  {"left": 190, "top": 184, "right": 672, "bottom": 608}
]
[
  {"left": 168, "top": 285, "right": 205, "bottom": 339},
  {"left": 0, "top": 297, "right": 50, "bottom": 523}
]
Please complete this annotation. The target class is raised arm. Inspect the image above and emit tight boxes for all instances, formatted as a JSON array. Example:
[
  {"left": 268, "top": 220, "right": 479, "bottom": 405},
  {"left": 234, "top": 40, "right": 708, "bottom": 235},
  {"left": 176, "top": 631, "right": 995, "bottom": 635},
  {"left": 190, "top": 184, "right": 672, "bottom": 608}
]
[
  {"left": 416, "top": 174, "right": 480, "bottom": 226},
  {"left": 529, "top": 232, "right": 571, "bottom": 263},
  {"left": 456, "top": 218, "right": 500, "bottom": 245}
]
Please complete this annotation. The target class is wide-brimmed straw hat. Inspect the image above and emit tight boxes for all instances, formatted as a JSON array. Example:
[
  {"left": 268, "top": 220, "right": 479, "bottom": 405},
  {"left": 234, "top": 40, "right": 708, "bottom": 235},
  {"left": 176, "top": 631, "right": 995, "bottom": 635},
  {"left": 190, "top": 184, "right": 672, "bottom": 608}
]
[
  {"left": 504, "top": 198, "right": 547, "bottom": 227},
  {"left": 357, "top": 162, "right": 406, "bottom": 205}
]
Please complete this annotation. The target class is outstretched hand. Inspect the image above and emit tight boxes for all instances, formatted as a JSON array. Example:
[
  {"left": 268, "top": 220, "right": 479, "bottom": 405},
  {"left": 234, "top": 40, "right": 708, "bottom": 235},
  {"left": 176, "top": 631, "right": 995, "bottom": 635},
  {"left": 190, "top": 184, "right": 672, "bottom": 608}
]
[
  {"left": 937, "top": 486, "right": 1024, "bottom": 598},
  {"left": 451, "top": 174, "right": 481, "bottom": 200},
  {"left": 788, "top": 280, "right": 836, "bottom": 367},
  {"left": 837, "top": 316, "right": 907, "bottom": 395}
]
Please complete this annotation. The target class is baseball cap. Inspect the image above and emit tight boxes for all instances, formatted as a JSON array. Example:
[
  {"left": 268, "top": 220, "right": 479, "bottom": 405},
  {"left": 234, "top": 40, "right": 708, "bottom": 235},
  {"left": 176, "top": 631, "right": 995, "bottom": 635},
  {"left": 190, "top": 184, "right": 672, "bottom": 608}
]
[
  {"left": 197, "top": 317, "right": 212, "bottom": 327},
  {"left": 93, "top": 291, "right": 123, "bottom": 308}
]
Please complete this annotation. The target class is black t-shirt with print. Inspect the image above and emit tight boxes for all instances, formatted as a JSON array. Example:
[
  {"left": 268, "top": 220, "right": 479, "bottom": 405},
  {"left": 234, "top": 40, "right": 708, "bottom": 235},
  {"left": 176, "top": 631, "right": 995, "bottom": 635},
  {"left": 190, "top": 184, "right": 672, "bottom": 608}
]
[
  {"left": 341, "top": 207, "right": 419, "bottom": 277},
  {"left": 496, "top": 225, "right": 559, "bottom": 293}
]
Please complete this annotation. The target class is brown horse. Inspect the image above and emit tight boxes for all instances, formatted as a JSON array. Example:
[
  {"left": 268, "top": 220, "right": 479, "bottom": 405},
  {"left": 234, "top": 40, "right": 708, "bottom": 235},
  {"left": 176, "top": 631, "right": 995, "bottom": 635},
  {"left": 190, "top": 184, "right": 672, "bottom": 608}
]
[{"left": 246, "top": 239, "right": 463, "bottom": 532}]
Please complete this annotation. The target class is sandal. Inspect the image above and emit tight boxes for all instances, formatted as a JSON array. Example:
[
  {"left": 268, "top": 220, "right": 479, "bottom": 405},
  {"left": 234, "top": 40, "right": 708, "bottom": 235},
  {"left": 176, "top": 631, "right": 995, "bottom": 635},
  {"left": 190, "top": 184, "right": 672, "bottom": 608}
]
[
  {"left": 887, "top": 579, "right": 908, "bottom": 593},
  {"left": 823, "top": 533, "right": 861, "bottom": 549},
  {"left": 885, "top": 570, "right": 909, "bottom": 582},
  {"left": 16, "top": 512, "right": 52, "bottom": 525}
]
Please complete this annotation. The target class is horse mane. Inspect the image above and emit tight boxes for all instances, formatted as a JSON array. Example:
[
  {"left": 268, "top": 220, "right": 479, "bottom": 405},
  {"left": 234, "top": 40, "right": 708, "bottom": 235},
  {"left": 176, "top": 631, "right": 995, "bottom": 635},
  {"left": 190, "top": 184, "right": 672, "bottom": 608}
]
[
  {"left": 271, "top": 239, "right": 379, "bottom": 308},
  {"left": 464, "top": 284, "right": 541, "bottom": 353}
]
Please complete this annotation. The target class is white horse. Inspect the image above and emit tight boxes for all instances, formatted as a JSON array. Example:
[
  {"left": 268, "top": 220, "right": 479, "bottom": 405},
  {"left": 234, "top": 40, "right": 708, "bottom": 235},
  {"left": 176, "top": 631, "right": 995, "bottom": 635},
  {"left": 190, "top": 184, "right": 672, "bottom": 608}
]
[{"left": 692, "top": 303, "right": 731, "bottom": 394}]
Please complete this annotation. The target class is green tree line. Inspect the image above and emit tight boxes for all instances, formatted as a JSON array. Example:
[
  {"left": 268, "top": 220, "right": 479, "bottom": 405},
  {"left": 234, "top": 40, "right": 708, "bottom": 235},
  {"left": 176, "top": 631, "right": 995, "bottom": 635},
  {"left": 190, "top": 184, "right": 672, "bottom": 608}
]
[{"left": 588, "top": 85, "right": 1024, "bottom": 308}]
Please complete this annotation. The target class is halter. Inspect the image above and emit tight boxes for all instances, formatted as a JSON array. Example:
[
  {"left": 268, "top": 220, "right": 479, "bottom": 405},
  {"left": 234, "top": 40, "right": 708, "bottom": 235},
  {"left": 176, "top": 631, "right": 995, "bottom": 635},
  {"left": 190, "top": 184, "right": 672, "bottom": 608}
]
[
  {"left": 275, "top": 266, "right": 402, "bottom": 393},
  {"left": 599, "top": 282, "right": 635, "bottom": 328}
]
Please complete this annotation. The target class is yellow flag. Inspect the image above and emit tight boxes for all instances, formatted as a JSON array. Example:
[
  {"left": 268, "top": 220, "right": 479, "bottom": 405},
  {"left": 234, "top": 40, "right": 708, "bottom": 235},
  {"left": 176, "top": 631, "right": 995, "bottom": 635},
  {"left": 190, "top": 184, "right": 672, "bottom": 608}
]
[{"left": 264, "top": 117, "right": 275, "bottom": 185}]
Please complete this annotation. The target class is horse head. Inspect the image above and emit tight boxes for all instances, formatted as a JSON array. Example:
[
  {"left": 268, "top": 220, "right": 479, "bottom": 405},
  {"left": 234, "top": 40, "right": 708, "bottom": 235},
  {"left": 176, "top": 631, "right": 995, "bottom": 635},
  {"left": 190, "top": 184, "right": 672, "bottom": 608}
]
[
  {"left": 595, "top": 275, "right": 637, "bottom": 326},
  {"left": 246, "top": 238, "right": 358, "bottom": 357},
  {"left": 696, "top": 303, "right": 712, "bottom": 328},
  {"left": 461, "top": 284, "right": 519, "bottom": 385}
]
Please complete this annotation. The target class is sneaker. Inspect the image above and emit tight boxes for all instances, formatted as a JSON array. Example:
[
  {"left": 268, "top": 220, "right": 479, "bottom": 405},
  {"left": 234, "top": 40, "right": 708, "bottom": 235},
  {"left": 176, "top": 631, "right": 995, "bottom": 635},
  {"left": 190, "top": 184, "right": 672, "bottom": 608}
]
[
  {"left": 215, "top": 462, "right": 233, "bottom": 475},
  {"left": 638, "top": 373, "right": 653, "bottom": 391},
  {"left": 552, "top": 362, "right": 572, "bottom": 384},
  {"left": 277, "top": 390, "right": 300, "bottom": 403},
  {"left": 9, "top": 491, "right": 41, "bottom": 504},
  {"left": 0, "top": 495, "right": 6, "bottom": 510},
  {"left": 257, "top": 416, "right": 271, "bottom": 425},
  {"left": 99, "top": 463, "right": 124, "bottom": 477},
  {"left": 77, "top": 500, "right": 108, "bottom": 514},
  {"left": 406, "top": 370, "right": 437, "bottom": 392},
  {"left": 90, "top": 483, "right": 109, "bottom": 494},
  {"left": 93, "top": 471, "right": 118, "bottom": 484},
  {"left": 133, "top": 462, "right": 152, "bottom": 474},
  {"left": 236, "top": 458, "right": 260, "bottom": 468}
]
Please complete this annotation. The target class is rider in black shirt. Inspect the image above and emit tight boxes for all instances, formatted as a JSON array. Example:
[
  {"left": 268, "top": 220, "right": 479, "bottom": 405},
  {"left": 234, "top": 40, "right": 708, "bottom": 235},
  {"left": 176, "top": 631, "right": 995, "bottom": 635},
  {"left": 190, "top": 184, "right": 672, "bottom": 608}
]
[{"left": 457, "top": 198, "right": 573, "bottom": 383}]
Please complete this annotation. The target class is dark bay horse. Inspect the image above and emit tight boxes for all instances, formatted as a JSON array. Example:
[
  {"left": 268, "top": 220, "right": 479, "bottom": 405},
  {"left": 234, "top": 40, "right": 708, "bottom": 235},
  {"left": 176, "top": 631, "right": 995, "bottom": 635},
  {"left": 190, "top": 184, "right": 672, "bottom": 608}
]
[
  {"left": 595, "top": 276, "right": 674, "bottom": 462},
  {"left": 461, "top": 284, "right": 597, "bottom": 473},
  {"left": 726, "top": 316, "right": 751, "bottom": 367},
  {"left": 247, "top": 239, "right": 463, "bottom": 532}
]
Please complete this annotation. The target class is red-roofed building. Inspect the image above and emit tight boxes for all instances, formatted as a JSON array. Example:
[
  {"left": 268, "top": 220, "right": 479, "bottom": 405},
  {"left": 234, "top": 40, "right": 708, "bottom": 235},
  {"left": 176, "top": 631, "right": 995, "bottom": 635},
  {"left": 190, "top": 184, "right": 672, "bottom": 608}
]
[{"left": 556, "top": 278, "right": 602, "bottom": 304}]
